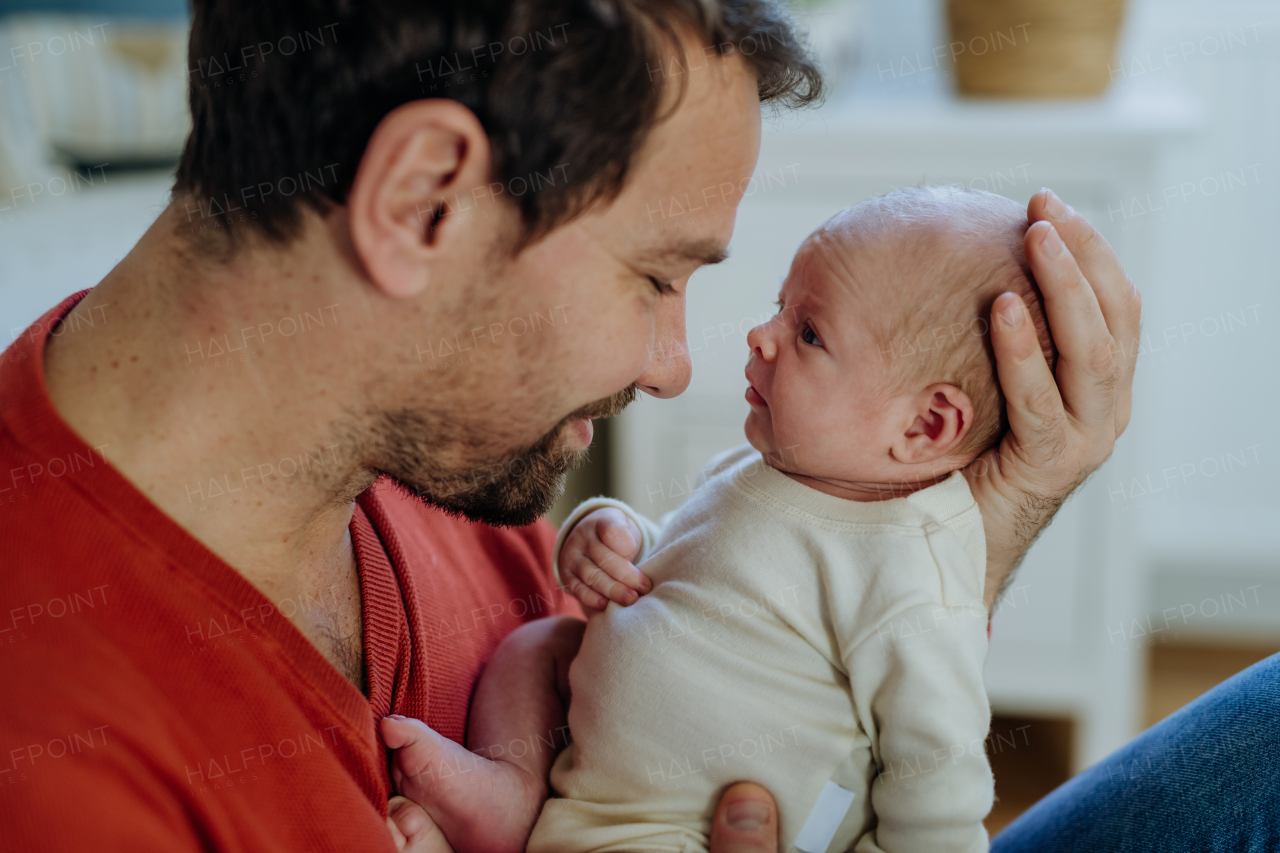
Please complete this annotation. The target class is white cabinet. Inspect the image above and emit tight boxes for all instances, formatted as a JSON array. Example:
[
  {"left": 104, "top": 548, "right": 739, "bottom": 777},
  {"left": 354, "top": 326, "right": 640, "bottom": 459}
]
[{"left": 612, "top": 87, "right": 1200, "bottom": 770}]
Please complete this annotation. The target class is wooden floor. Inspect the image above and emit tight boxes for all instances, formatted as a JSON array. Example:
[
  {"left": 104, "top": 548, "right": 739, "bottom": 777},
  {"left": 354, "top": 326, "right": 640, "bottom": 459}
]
[
  {"left": 984, "top": 715, "right": 1073, "bottom": 836},
  {"left": 984, "top": 641, "right": 1278, "bottom": 837}
]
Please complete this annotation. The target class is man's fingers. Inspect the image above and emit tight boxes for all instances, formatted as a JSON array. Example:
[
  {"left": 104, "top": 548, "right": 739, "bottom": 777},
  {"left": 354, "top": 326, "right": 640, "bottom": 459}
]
[
  {"left": 1023, "top": 221, "right": 1119, "bottom": 437},
  {"left": 1024, "top": 220, "right": 1107, "bottom": 362},
  {"left": 1029, "top": 188, "right": 1140, "bottom": 347},
  {"left": 1029, "top": 188, "right": 1140, "bottom": 434},
  {"left": 710, "top": 782, "right": 778, "bottom": 853},
  {"left": 989, "top": 292, "right": 1065, "bottom": 466}
]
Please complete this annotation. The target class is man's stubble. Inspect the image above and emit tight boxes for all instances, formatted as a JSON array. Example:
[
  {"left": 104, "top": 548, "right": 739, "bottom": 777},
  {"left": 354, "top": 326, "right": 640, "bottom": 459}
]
[{"left": 344, "top": 237, "right": 638, "bottom": 527}]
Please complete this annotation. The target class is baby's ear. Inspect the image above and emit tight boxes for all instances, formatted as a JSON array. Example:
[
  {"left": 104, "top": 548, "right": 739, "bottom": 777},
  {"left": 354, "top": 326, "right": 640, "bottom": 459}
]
[{"left": 892, "top": 384, "right": 973, "bottom": 465}]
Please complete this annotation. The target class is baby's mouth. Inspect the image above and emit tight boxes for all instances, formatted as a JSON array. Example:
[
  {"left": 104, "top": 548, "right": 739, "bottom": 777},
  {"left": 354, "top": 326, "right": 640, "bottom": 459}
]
[{"left": 744, "top": 364, "right": 768, "bottom": 407}]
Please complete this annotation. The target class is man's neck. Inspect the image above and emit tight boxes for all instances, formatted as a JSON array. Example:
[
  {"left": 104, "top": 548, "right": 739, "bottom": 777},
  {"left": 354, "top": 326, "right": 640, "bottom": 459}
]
[{"left": 42, "top": 206, "right": 374, "bottom": 690}]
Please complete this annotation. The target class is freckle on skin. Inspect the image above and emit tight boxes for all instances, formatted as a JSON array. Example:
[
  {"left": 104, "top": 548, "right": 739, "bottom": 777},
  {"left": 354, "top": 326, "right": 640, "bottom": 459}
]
[{"left": 111, "top": 361, "right": 119, "bottom": 369}]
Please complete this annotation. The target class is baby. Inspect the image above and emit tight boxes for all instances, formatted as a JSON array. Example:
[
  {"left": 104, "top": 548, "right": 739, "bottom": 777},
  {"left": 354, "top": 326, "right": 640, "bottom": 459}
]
[{"left": 381, "top": 186, "right": 1056, "bottom": 853}]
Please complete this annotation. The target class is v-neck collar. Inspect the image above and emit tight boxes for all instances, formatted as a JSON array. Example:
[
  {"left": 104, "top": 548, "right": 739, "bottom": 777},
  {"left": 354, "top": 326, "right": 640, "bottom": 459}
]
[{"left": 0, "top": 290, "right": 427, "bottom": 811}]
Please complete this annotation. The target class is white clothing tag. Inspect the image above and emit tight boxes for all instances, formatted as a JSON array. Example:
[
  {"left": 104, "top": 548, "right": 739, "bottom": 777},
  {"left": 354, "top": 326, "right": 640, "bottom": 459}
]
[{"left": 793, "top": 781, "right": 857, "bottom": 853}]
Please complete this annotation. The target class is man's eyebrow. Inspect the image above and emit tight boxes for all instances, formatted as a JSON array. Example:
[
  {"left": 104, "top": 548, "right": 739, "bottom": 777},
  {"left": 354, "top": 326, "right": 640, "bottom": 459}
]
[{"left": 641, "top": 239, "right": 730, "bottom": 267}]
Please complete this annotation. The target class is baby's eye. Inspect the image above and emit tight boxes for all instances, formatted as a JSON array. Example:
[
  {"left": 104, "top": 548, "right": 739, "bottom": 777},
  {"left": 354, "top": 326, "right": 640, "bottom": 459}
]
[{"left": 801, "top": 324, "right": 823, "bottom": 347}]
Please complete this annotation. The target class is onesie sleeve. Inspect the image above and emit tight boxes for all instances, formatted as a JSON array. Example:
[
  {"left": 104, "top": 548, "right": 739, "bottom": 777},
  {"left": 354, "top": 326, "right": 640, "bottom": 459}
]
[
  {"left": 551, "top": 497, "right": 663, "bottom": 588},
  {"left": 840, "top": 528, "right": 993, "bottom": 853}
]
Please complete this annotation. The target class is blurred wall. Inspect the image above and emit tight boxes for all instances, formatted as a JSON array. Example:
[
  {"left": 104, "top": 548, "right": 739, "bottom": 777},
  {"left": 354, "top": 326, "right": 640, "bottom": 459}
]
[{"left": 1113, "top": 0, "right": 1279, "bottom": 638}]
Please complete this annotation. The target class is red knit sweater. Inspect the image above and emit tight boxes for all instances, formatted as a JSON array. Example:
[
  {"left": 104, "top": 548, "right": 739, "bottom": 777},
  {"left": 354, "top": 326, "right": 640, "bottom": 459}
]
[{"left": 0, "top": 292, "right": 576, "bottom": 850}]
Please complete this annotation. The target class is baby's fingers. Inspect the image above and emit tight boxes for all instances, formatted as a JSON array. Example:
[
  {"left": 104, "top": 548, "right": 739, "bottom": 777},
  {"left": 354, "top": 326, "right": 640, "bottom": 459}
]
[
  {"left": 585, "top": 535, "right": 651, "bottom": 597},
  {"left": 595, "top": 510, "right": 644, "bottom": 562},
  {"left": 572, "top": 552, "right": 642, "bottom": 607},
  {"left": 376, "top": 712, "right": 442, "bottom": 788},
  {"left": 564, "top": 571, "right": 609, "bottom": 612},
  {"left": 388, "top": 797, "right": 454, "bottom": 853},
  {"left": 380, "top": 714, "right": 431, "bottom": 751}
]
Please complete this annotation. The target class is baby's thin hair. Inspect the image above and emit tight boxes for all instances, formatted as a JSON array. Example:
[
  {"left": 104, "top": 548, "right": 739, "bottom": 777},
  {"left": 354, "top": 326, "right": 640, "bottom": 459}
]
[{"left": 829, "top": 185, "right": 1057, "bottom": 460}]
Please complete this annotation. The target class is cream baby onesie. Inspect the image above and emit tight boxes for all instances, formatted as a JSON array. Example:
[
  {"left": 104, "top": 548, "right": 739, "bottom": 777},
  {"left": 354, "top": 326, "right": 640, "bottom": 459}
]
[{"left": 528, "top": 445, "right": 993, "bottom": 853}]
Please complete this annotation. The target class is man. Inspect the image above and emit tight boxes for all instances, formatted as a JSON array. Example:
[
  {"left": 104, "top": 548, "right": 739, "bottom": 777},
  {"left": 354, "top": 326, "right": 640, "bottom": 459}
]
[{"left": 0, "top": 1, "right": 1141, "bottom": 851}]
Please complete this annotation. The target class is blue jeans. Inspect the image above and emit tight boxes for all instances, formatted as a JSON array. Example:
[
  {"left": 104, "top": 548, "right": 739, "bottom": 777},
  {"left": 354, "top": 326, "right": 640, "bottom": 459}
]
[{"left": 992, "top": 652, "right": 1280, "bottom": 853}]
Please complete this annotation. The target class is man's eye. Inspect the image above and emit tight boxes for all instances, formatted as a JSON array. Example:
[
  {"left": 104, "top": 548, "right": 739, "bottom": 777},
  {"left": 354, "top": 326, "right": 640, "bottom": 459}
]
[
  {"left": 648, "top": 276, "right": 675, "bottom": 295},
  {"left": 802, "top": 324, "right": 823, "bottom": 347}
]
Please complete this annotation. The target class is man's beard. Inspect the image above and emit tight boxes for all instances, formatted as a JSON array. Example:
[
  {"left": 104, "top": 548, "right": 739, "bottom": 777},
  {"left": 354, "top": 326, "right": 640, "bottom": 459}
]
[{"left": 375, "top": 385, "right": 637, "bottom": 527}]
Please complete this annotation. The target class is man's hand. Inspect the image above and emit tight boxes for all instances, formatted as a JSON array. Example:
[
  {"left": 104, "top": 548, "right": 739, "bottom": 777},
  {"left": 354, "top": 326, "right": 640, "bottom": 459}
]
[
  {"left": 560, "top": 508, "right": 651, "bottom": 611},
  {"left": 969, "top": 188, "right": 1141, "bottom": 610},
  {"left": 388, "top": 784, "right": 782, "bottom": 853},
  {"left": 710, "top": 783, "right": 780, "bottom": 852}
]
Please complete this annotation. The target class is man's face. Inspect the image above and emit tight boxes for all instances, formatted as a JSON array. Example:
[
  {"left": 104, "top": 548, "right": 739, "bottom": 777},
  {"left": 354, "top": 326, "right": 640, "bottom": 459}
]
[{"left": 380, "top": 42, "right": 763, "bottom": 525}]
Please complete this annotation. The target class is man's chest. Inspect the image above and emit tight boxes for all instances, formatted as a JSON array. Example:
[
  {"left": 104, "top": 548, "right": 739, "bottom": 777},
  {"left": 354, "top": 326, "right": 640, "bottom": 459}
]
[{"left": 290, "top": 552, "right": 367, "bottom": 691}]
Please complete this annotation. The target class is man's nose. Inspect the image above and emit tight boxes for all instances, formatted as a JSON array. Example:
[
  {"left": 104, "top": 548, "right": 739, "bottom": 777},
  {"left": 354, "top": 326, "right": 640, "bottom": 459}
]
[
  {"left": 746, "top": 321, "right": 777, "bottom": 362},
  {"left": 635, "top": 291, "right": 692, "bottom": 399}
]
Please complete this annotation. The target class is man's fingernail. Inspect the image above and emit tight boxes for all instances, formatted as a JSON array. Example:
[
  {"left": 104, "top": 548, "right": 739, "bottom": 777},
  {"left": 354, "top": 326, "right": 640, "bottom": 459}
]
[
  {"left": 1043, "top": 189, "right": 1069, "bottom": 220},
  {"left": 1041, "top": 224, "right": 1066, "bottom": 258},
  {"left": 999, "top": 298, "right": 1025, "bottom": 329},
  {"left": 726, "top": 801, "right": 771, "bottom": 832}
]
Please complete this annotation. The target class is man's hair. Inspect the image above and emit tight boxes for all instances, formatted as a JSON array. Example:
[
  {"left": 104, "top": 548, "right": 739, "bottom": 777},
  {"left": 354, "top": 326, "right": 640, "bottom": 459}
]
[
  {"left": 174, "top": 0, "right": 822, "bottom": 249},
  {"left": 845, "top": 186, "right": 1058, "bottom": 461}
]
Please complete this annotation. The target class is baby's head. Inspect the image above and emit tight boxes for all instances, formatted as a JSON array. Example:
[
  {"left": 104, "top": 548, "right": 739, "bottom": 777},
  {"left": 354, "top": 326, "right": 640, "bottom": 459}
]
[{"left": 744, "top": 186, "right": 1057, "bottom": 493}]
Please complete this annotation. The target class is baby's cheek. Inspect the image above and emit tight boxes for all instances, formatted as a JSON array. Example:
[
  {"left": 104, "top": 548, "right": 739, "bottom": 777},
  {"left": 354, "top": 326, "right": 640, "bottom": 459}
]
[
  {"left": 743, "top": 407, "right": 775, "bottom": 455},
  {"left": 766, "top": 409, "right": 816, "bottom": 464},
  {"left": 784, "top": 406, "right": 856, "bottom": 468}
]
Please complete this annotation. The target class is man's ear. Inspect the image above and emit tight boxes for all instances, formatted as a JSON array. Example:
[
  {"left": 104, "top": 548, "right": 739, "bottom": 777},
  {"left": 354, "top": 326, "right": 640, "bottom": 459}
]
[
  {"left": 347, "top": 99, "right": 496, "bottom": 299},
  {"left": 891, "top": 383, "right": 974, "bottom": 465}
]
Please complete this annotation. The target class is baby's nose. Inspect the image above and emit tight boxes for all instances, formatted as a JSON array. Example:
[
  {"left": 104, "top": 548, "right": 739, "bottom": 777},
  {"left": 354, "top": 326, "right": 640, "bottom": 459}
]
[{"left": 746, "top": 322, "right": 776, "bottom": 361}]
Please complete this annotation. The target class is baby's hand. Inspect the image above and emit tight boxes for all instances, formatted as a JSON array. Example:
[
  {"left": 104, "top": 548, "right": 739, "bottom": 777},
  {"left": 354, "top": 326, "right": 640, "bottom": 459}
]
[
  {"left": 560, "top": 508, "right": 651, "bottom": 610},
  {"left": 381, "top": 715, "right": 542, "bottom": 853}
]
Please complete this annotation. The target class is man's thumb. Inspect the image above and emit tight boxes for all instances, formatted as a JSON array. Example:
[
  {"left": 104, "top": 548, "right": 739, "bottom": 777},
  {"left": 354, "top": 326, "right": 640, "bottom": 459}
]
[{"left": 709, "top": 782, "right": 778, "bottom": 853}]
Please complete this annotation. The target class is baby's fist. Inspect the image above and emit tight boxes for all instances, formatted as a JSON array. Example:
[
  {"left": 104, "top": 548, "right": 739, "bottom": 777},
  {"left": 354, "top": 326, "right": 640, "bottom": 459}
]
[{"left": 560, "top": 508, "right": 651, "bottom": 610}]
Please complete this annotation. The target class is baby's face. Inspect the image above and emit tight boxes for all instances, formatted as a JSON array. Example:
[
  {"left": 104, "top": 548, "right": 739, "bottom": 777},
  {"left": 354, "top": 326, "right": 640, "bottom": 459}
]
[{"left": 743, "top": 231, "right": 914, "bottom": 485}]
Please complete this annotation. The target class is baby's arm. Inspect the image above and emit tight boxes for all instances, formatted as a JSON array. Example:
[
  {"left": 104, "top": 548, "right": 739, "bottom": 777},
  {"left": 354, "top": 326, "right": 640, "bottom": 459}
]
[
  {"left": 554, "top": 498, "right": 661, "bottom": 610},
  {"left": 848, "top": 603, "right": 992, "bottom": 853},
  {"left": 380, "top": 615, "right": 584, "bottom": 853},
  {"left": 842, "top": 556, "right": 993, "bottom": 851}
]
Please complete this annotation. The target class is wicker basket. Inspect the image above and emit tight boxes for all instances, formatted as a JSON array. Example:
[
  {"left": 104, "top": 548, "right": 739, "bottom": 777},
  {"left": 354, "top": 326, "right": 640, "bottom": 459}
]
[{"left": 946, "top": 0, "right": 1127, "bottom": 97}]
